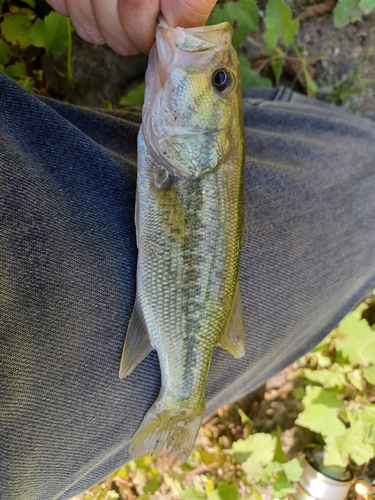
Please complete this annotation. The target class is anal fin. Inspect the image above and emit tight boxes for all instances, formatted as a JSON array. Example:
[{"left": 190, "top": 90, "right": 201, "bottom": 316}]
[
  {"left": 217, "top": 282, "right": 245, "bottom": 358},
  {"left": 119, "top": 299, "right": 153, "bottom": 378}
]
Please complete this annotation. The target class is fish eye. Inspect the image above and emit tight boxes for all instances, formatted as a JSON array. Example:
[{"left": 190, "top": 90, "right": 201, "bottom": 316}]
[{"left": 212, "top": 68, "right": 234, "bottom": 94}]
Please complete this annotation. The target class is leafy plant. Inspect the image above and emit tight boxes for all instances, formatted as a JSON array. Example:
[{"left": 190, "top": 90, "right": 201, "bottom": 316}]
[
  {"left": 206, "top": 0, "right": 258, "bottom": 49},
  {"left": 207, "top": 0, "right": 318, "bottom": 95},
  {"left": 230, "top": 430, "right": 303, "bottom": 499},
  {"left": 119, "top": 82, "right": 145, "bottom": 107},
  {"left": 297, "top": 303, "right": 375, "bottom": 468},
  {"left": 333, "top": 0, "right": 375, "bottom": 28},
  {"left": 318, "top": 45, "right": 374, "bottom": 105},
  {"left": 0, "top": 1, "right": 72, "bottom": 94}
]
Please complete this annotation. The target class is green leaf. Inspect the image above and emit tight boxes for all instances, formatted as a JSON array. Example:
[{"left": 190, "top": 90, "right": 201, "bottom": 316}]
[
  {"left": 0, "top": 39, "right": 11, "bottom": 66},
  {"left": 3, "top": 62, "right": 28, "bottom": 78},
  {"left": 206, "top": 0, "right": 258, "bottom": 48},
  {"left": 0, "top": 0, "right": 5, "bottom": 12},
  {"left": 16, "top": 78, "right": 35, "bottom": 92},
  {"left": 315, "top": 352, "right": 332, "bottom": 368},
  {"left": 8, "top": 5, "right": 35, "bottom": 17},
  {"left": 262, "top": 0, "right": 299, "bottom": 52},
  {"left": 282, "top": 458, "right": 304, "bottom": 482},
  {"left": 323, "top": 435, "right": 349, "bottom": 468},
  {"left": 240, "top": 434, "right": 277, "bottom": 482},
  {"left": 270, "top": 51, "right": 284, "bottom": 85},
  {"left": 239, "top": 56, "right": 272, "bottom": 88},
  {"left": 143, "top": 475, "right": 160, "bottom": 494},
  {"left": 301, "top": 63, "right": 320, "bottom": 95},
  {"left": 271, "top": 481, "right": 296, "bottom": 499},
  {"left": 273, "top": 427, "right": 286, "bottom": 464},
  {"left": 302, "top": 386, "right": 342, "bottom": 408},
  {"left": 249, "top": 487, "right": 263, "bottom": 500},
  {"left": 293, "top": 387, "right": 305, "bottom": 400},
  {"left": 336, "top": 313, "right": 375, "bottom": 366},
  {"left": 302, "top": 366, "right": 346, "bottom": 389},
  {"left": 311, "top": 336, "right": 331, "bottom": 353},
  {"left": 212, "top": 482, "right": 239, "bottom": 500},
  {"left": 362, "top": 405, "right": 375, "bottom": 424},
  {"left": 30, "top": 12, "right": 70, "bottom": 56},
  {"left": 119, "top": 82, "right": 145, "bottom": 106},
  {"left": 238, "top": 407, "right": 253, "bottom": 426},
  {"left": 101, "top": 99, "right": 113, "bottom": 110},
  {"left": 352, "top": 420, "right": 375, "bottom": 446},
  {"left": 359, "top": 0, "right": 375, "bottom": 13},
  {"left": 106, "top": 491, "right": 120, "bottom": 500},
  {"left": 231, "top": 433, "right": 276, "bottom": 464},
  {"left": 296, "top": 404, "right": 346, "bottom": 436},
  {"left": 205, "top": 478, "right": 214, "bottom": 498},
  {"left": 115, "top": 464, "right": 131, "bottom": 479},
  {"left": 345, "top": 402, "right": 375, "bottom": 427},
  {"left": 347, "top": 369, "right": 363, "bottom": 390},
  {"left": 180, "top": 486, "right": 206, "bottom": 500},
  {"left": 343, "top": 427, "right": 375, "bottom": 465},
  {"left": 348, "top": 405, "right": 375, "bottom": 430},
  {"left": 1, "top": 13, "right": 33, "bottom": 48},
  {"left": 333, "top": 0, "right": 364, "bottom": 28},
  {"left": 363, "top": 365, "right": 375, "bottom": 385},
  {"left": 257, "top": 460, "right": 283, "bottom": 483}
]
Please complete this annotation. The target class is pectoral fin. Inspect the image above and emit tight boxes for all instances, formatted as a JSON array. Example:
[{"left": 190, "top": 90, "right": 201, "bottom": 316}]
[
  {"left": 119, "top": 299, "right": 153, "bottom": 378},
  {"left": 217, "top": 282, "right": 245, "bottom": 358}
]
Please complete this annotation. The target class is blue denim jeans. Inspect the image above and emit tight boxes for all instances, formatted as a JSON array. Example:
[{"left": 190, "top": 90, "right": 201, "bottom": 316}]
[{"left": 1, "top": 74, "right": 375, "bottom": 500}]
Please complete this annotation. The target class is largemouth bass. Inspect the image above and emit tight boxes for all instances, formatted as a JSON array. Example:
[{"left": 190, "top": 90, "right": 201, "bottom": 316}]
[{"left": 119, "top": 17, "right": 245, "bottom": 462}]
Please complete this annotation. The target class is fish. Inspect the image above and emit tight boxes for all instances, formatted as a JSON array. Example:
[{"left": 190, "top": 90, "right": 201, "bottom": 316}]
[{"left": 119, "top": 16, "right": 245, "bottom": 462}]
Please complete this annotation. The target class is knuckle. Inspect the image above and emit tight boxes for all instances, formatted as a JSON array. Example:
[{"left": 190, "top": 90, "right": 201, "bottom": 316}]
[
  {"left": 105, "top": 36, "right": 140, "bottom": 56},
  {"left": 74, "top": 24, "right": 105, "bottom": 45}
]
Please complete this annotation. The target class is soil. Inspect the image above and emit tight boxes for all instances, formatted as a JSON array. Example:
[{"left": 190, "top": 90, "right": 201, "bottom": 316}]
[{"left": 295, "top": 10, "right": 375, "bottom": 120}]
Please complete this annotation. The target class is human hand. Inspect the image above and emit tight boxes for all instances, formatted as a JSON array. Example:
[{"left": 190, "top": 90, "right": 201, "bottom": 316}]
[{"left": 45, "top": 0, "right": 217, "bottom": 56}]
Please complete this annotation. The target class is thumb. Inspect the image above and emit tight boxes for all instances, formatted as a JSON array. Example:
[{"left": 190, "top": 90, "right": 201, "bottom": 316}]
[{"left": 161, "top": 0, "right": 217, "bottom": 29}]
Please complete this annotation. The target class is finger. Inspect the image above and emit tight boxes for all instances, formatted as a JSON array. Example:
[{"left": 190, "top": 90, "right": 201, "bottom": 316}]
[
  {"left": 45, "top": 0, "right": 69, "bottom": 17},
  {"left": 161, "top": 0, "right": 217, "bottom": 28},
  {"left": 90, "top": 0, "right": 139, "bottom": 55},
  {"left": 118, "top": 0, "right": 160, "bottom": 55},
  {"left": 64, "top": 0, "right": 105, "bottom": 45}
]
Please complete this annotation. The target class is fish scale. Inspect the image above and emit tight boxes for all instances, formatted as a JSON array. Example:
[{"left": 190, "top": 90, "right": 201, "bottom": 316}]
[{"left": 119, "top": 17, "right": 245, "bottom": 461}]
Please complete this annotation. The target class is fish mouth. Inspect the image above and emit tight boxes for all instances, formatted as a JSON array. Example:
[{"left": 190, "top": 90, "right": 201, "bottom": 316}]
[{"left": 158, "top": 15, "right": 233, "bottom": 54}]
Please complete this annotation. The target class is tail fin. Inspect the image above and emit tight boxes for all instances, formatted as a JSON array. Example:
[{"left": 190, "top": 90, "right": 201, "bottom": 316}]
[{"left": 130, "top": 398, "right": 205, "bottom": 462}]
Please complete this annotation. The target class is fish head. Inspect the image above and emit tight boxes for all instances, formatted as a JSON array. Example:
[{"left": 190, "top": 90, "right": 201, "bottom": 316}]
[{"left": 143, "top": 18, "right": 242, "bottom": 180}]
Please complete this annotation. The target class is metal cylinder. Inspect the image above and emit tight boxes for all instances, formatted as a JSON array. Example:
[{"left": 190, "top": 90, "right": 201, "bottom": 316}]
[{"left": 291, "top": 446, "right": 353, "bottom": 500}]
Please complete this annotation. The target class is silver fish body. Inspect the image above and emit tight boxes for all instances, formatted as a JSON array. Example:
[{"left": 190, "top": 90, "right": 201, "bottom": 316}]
[{"left": 120, "top": 17, "right": 245, "bottom": 461}]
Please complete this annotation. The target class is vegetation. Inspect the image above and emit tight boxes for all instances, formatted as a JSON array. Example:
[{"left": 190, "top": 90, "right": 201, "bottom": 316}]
[
  {"left": 297, "top": 302, "right": 375, "bottom": 469},
  {"left": 0, "top": 0, "right": 72, "bottom": 94},
  {"left": 1, "top": 0, "right": 374, "bottom": 104}
]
